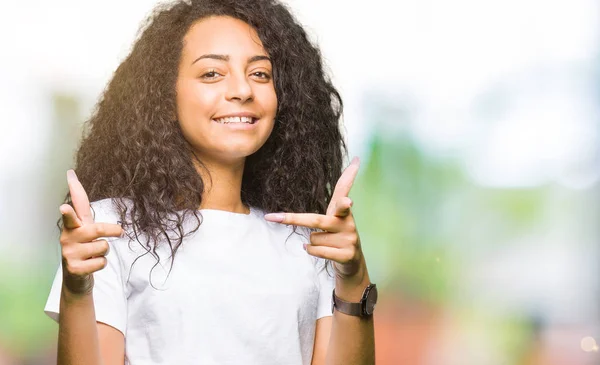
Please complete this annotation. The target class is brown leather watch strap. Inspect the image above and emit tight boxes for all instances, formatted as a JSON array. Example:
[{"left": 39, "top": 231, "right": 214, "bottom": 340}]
[{"left": 331, "top": 289, "right": 364, "bottom": 317}]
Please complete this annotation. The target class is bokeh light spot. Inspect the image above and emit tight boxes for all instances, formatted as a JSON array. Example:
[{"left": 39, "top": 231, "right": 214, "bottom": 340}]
[{"left": 581, "top": 336, "right": 597, "bottom": 352}]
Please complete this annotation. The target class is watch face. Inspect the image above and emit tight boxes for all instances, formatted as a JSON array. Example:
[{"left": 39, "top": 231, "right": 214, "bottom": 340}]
[{"left": 365, "top": 285, "right": 378, "bottom": 315}]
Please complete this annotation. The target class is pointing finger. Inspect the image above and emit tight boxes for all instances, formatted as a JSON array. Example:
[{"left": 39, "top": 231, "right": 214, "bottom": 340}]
[
  {"left": 75, "top": 223, "right": 124, "bottom": 243},
  {"left": 264, "top": 212, "right": 342, "bottom": 232},
  {"left": 67, "top": 170, "right": 94, "bottom": 225}
]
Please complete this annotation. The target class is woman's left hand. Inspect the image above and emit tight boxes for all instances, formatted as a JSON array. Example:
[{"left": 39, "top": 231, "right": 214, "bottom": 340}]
[{"left": 264, "top": 157, "right": 366, "bottom": 280}]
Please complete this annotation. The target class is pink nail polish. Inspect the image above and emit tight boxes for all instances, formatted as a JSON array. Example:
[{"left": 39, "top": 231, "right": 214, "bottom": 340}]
[
  {"left": 302, "top": 243, "right": 307, "bottom": 251},
  {"left": 264, "top": 213, "right": 285, "bottom": 223},
  {"left": 66, "top": 169, "right": 77, "bottom": 182}
]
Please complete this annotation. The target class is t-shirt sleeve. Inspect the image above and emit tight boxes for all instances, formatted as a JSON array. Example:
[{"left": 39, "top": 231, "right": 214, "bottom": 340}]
[
  {"left": 44, "top": 199, "right": 128, "bottom": 335},
  {"left": 316, "top": 259, "right": 335, "bottom": 319}
]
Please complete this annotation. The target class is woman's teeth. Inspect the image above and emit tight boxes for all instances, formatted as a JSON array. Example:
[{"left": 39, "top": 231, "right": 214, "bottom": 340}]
[{"left": 213, "top": 116, "right": 255, "bottom": 124}]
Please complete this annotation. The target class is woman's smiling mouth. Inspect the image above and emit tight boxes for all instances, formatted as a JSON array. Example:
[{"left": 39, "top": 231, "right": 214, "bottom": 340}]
[{"left": 212, "top": 116, "right": 258, "bottom": 124}]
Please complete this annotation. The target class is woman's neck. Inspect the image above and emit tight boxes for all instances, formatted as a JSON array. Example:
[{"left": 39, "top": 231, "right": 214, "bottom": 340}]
[{"left": 195, "top": 157, "right": 249, "bottom": 214}]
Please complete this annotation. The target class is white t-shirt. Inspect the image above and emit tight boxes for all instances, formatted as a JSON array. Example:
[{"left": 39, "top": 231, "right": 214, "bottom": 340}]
[{"left": 44, "top": 198, "right": 335, "bottom": 365}]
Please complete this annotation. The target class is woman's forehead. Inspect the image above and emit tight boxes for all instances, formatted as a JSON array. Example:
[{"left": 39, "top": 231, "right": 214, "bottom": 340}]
[{"left": 182, "top": 16, "right": 267, "bottom": 61}]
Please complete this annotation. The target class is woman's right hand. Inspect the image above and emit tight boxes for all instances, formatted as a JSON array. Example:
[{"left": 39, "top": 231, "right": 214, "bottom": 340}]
[{"left": 59, "top": 170, "right": 123, "bottom": 297}]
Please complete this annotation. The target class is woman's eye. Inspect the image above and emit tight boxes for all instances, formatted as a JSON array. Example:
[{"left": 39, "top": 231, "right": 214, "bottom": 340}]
[
  {"left": 201, "top": 70, "right": 222, "bottom": 79},
  {"left": 251, "top": 71, "right": 271, "bottom": 80}
]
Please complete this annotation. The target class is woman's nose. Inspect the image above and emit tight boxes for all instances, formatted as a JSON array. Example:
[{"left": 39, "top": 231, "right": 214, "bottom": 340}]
[{"left": 225, "top": 71, "right": 254, "bottom": 103}]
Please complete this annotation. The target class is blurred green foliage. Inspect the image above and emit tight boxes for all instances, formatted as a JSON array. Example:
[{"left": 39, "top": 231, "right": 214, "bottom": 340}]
[
  {"left": 352, "top": 132, "right": 464, "bottom": 303},
  {"left": 353, "top": 131, "right": 547, "bottom": 306},
  {"left": 0, "top": 259, "right": 57, "bottom": 356}
]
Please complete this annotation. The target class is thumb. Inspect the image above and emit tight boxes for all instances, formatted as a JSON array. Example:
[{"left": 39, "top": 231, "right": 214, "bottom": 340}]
[
  {"left": 333, "top": 197, "right": 353, "bottom": 218},
  {"left": 60, "top": 204, "right": 82, "bottom": 230}
]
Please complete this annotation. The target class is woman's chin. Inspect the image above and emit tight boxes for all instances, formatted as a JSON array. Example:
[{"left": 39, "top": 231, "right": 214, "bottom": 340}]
[{"left": 194, "top": 146, "right": 264, "bottom": 164}]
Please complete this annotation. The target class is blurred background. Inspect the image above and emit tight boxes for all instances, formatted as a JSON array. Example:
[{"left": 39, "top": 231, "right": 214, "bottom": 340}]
[{"left": 1, "top": 0, "right": 598, "bottom": 364}]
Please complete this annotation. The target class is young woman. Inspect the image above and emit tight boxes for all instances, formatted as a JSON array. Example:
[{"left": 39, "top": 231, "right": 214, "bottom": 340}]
[{"left": 44, "top": 0, "right": 376, "bottom": 364}]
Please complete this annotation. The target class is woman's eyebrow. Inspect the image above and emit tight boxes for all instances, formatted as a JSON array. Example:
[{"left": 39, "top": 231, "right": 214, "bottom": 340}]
[
  {"left": 248, "top": 55, "right": 271, "bottom": 64},
  {"left": 191, "top": 54, "right": 271, "bottom": 65}
]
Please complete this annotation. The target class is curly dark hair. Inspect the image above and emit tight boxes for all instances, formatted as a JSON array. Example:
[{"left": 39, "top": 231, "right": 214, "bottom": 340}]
[{"left": 62, "top": 0, "right": 346, "bottom": 275}]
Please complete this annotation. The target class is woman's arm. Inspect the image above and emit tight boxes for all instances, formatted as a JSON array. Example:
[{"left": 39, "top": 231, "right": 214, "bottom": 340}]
[
  {"left": 57, "top": 288, "right": 125, "bottom": 365},
  {"left": 326, "top": 267, "right": 375, "bottom": 365},
  {"left": 311, "top": 266, "right": 375, "bottom": 365},
  {"left": 57, "top": 289, "right": 101, "bottom": 365},
  {"left": 57, "top": 170, "right": 125, "bottom": 365}
]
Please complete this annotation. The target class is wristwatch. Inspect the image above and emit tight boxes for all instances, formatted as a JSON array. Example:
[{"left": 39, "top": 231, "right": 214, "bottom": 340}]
[{"left": 331, "top": 283, "right": 378, "bottom": 317}]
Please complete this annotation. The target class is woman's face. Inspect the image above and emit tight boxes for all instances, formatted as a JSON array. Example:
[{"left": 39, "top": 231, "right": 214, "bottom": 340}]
[{"left": 176, "top": 16, "right": 277, "bottom": 165}]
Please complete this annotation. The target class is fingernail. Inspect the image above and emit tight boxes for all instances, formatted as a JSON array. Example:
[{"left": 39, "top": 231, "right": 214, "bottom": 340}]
[
  {"left": 264, "top": 213, "right": 285, "bottom": 223},
  {"left": 67, "top": 169, "right": 77, "bottom": 182},
  {"left": 351, "top": 156, "right": 360, "bottom": 165},
  {"left": 303, "top": 243, "right": 308, "bottom": 251}
]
